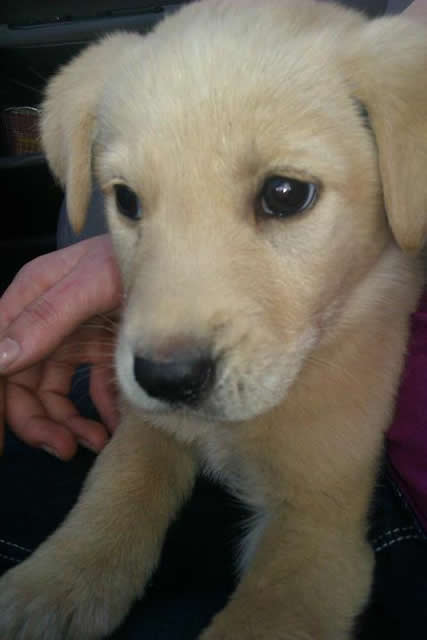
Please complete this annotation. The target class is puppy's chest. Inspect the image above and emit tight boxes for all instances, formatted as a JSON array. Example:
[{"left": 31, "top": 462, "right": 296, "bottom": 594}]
[
  {"left": 198, "top": 430, "right": 266, "bottom": 510},
  {"left": 198, "top": 430, "right": 270, "bottom": 572}
]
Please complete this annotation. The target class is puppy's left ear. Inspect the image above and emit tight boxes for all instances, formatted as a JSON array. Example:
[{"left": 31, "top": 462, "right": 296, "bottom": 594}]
[
  {"left": 41, "top": 33, "right": 141, "bottom": 233},
  {"left": 346, "top": 18, "right": 427, "bottom": 253}
]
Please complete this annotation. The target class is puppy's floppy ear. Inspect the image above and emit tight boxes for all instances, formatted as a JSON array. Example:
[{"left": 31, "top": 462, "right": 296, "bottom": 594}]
[
  {"left": 41, "top": 33, "right": 140, "bottom": 233},
  {"left": 345, "top": 18, "right": 427, "bottom": 253}
]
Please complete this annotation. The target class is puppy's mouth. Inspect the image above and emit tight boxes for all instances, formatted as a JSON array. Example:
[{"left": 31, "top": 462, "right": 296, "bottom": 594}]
[{"left": 116, "top": 341, "right": 296, "bottom": 426}]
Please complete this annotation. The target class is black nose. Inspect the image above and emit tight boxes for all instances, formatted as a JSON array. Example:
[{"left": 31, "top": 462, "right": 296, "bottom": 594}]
[{"left": 133, "top": 350, "right": 215, "bottom": 405}]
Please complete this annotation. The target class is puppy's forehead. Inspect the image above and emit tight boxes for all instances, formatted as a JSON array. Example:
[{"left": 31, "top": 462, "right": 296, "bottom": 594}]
[{"left": 98, "top": 0, "right": 366, "bottom": 179}]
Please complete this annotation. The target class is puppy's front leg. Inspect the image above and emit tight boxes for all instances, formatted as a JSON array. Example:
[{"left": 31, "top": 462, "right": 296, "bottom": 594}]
[
  {"left": 200, "top": 493, "right": 373, "bottom": 640},
  {"left": 0, "top": 412, "right": 197, "bottom": 640}
]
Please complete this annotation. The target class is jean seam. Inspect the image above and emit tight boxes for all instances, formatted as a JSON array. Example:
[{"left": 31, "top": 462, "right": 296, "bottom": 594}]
[
  {"left": 371, "top": 526, "right": 418, "bottom": 547},
  {"left": 386, "top": 461, "right": 427, "bottom": 539},
  {"left": 0, "top": 552, "right": 21, "bottom": 564},
  {"left": 0, "top": 538, "right": 32, "bottom": 554},
  {"left": 374, "top": 533, "right": 425, "bottom": 553}
]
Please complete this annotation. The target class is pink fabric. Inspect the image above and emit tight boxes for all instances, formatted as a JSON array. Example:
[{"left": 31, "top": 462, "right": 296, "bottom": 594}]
[{"left": 387, "top": 292, "right": 427, "bottom": 530}]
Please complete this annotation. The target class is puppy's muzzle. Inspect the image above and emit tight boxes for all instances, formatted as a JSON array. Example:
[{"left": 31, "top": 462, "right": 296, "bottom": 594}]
[{"left": 133, "top": 346, "right": 215, "bottom": 406}]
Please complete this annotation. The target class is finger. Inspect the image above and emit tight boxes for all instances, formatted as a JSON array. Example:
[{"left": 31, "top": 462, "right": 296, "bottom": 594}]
[
  {"left": 0, "top": 237, "right": 121, "bottom": 375},
  {"left": 15, "top": 416, "right": 79, "bottom": 461},
  {"left": 38, "top": 360, "right": 110, "bottom": 452},
  {"left": 7, "top": 362, "right": 44, "bottom": 391},
  {"left": 40, "top": 390, "right": 110, "bottom": 453},
  {"left": 61, "top": 415, "right": 110, "bottom": 453},
  {"left": 0, "top": 237, "right": 106, "bottom": 332},
  {"left": 55, "top": 324, "right": 119, "bottom": 431},
  {"left": 90, "top": 365, "right": 120, "bottom": 432},
  {"left": 5, "top": 381, "right": 78, "bottom": 460}
]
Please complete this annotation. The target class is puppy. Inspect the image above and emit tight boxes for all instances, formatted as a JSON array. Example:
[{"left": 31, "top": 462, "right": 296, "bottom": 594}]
[{"left": 1, "top": 1, "right": 426, "bottom": 638}]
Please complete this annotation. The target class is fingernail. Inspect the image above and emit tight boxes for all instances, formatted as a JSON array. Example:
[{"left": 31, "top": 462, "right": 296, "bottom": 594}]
[
  {"left": 41, "top": 445, "right": 63, "bottom": 460},
  {"left": 78, "top": 439, "right": 100, "bottom": 454},
  {"left": 0, "top": 338, "right": 21, "bottom": 372}
]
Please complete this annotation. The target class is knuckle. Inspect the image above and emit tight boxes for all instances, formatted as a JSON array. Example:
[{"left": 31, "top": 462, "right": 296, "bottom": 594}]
[{"left": 26, "top": 296, "right": 59, "bottom": 330}]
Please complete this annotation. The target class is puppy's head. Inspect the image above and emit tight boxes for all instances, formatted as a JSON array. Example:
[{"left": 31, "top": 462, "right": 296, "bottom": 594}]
[{"left": 42, "top": 0, "right": 427, "bottom": 429}]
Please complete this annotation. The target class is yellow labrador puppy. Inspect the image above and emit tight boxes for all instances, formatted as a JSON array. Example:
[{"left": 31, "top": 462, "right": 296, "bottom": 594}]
[{"left": 1, "top": 0, "right": 426, "bottom": 638}]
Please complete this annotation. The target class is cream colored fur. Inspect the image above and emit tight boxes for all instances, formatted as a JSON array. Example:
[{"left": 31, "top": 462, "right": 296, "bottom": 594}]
[{"left": 1, "top": 1, "right": 426, "bottom": 638}]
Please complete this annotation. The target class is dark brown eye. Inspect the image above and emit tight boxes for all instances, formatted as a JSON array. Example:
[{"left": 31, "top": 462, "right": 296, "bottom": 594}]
[
  {"left": 258, "top": 176, "right": 317, "bottom": 218},
  {"left": 114, "top": 184, "right": 141, "bottom": 220}
]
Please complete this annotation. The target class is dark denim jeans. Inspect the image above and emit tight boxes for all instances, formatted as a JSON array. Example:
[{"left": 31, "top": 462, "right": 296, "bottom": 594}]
[
  {"left": 0, "top": 429, "right": 238, "bottom": 639},
  {"left": 1, "top": 398, "right": 427, "bottom": 639}
]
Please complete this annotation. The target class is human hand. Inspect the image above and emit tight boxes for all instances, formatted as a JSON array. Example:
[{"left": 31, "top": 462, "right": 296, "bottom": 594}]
[{"left": 0, "top": 235, "right": 123, "bottom": 460}]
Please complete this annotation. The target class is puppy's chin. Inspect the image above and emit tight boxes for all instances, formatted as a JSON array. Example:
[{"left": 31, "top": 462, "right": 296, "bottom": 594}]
[{"left": 115, "top": 326, "right": 319, "bottom": 430}]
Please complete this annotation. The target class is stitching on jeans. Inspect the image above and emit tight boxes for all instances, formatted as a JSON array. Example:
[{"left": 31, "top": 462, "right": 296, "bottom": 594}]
[
  {"left": 372, "top": 526, "right": 417, "bottom": 546},
  {"left": 374, "top": 534, "right": 423, "bottom": 553},
  {"left": 0, "top": 538, "right": 32, "bottom": 554},
  {"left": 386, "top": 467, "right": 427, "bottom": 539},
  {"left": 0, "top": 552, "right": 21, "bottom": 564}
]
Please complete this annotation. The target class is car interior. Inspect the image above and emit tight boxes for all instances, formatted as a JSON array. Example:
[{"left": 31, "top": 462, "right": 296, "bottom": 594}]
[
  {"left": 0, "top": 1, "right": 194, "bottom": 296},
  {"left": 0, "top": 0, "right": 385, "bottom": 296}
]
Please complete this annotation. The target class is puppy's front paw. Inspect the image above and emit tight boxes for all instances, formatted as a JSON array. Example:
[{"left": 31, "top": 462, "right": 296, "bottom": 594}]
[{"left": 0, "top": 555, "right": 131, "bottom": 640}]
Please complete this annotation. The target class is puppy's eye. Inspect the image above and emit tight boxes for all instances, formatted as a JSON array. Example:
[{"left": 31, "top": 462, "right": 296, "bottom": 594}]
[
  {"left": 114, "top": 184, "right": 142, "bottom": 221},
  {"left": 258, "top": 176, "right": 317, "bottom": 219}
]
